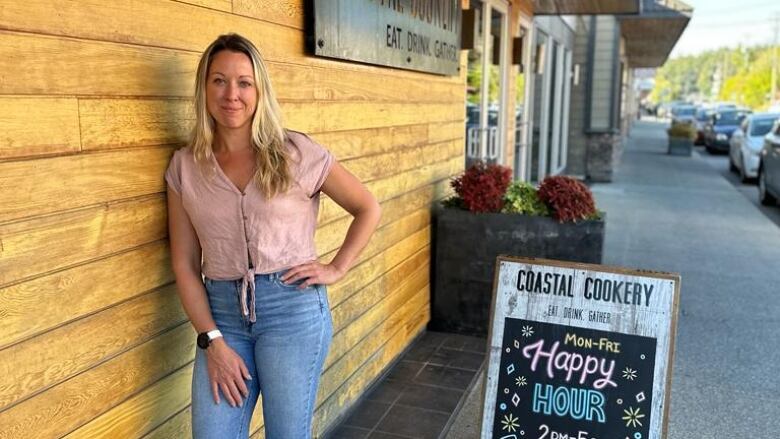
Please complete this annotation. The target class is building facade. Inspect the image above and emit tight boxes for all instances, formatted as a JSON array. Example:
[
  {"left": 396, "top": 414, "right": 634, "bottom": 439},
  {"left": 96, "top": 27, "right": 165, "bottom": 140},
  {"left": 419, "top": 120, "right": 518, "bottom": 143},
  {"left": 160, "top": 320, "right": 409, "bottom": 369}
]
[
  {"left": 0, "top": 1, "right": 690, "bottom": 437},
  {"left": 565, "top": 0, "right": 692, "bottom": 181}
]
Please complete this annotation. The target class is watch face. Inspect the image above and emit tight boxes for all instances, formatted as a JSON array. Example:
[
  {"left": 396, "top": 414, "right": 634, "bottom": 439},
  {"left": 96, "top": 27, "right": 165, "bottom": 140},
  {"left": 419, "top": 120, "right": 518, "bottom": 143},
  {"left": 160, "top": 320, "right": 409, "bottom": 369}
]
[{"left": 197, "top": 332, "right": 210, "bottom": 349}]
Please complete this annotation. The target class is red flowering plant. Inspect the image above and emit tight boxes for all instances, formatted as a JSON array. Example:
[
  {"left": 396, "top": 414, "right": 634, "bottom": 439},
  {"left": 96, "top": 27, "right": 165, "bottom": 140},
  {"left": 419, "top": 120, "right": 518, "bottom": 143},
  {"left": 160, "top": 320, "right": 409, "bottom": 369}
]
[
  {"left": 537, "top": 176, "right": 601, "bottom": 223},
  {"left": 442, "top": 162, "right": 601, "bottom": 223},
  {"left": 442, "top": 162, "right": 512, "bottom": 213}
]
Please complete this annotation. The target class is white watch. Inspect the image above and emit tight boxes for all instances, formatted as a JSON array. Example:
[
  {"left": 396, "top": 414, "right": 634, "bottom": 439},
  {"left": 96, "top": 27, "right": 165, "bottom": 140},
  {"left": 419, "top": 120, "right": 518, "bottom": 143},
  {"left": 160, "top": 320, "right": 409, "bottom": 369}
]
[{"left": 197, "top": 329, "right": 223, "bottom": 349}]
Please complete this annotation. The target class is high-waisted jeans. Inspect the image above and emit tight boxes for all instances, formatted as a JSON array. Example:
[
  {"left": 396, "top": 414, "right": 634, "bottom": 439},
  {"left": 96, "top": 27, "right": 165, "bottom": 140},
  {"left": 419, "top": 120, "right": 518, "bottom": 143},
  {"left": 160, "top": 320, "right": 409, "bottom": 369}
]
[{"left": 191, "top": 269, "right": 333, "bottom": 439}]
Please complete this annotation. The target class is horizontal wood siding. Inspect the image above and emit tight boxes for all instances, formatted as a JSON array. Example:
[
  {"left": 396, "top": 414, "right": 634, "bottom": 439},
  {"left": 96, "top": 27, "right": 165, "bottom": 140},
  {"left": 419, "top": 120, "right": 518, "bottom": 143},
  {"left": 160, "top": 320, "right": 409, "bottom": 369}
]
[{"left": 0, "top": 1, "right": 466, "bottom": 437}]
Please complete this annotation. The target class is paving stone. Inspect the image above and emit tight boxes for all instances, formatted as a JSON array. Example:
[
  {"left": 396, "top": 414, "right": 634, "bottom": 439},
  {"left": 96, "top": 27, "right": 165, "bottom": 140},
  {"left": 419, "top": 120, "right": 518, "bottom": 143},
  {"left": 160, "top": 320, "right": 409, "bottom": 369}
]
[
  {"left": 397, "top": 383, "right": 464, "bottom": 413},
  {"left": 328, "top": 425, "right": 371, "bottom": 439},
  {"left": 385, "top": 360, "right": 425, "bottom": 383},
  {"left": 428, "top": 347, "right": 485, "bottom": 371},
  {"left": 414, "top": 364, "right": 476, "bottom": 390},
  {"left": 375, "top": 405, "right": 451, "bottom": 439},
  {"left": 365, "top": 379, "right": 407, "bottom": 404},
  {"left": 342, "top": 401, "right": 392, "bottom": 429}
]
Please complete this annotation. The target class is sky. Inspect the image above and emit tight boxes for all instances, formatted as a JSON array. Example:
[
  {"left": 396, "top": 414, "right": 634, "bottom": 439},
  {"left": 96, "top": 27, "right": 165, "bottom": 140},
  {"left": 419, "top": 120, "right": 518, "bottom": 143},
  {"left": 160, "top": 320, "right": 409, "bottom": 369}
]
[{"left": 669, "top": 0, "right": 780, "bottom": 58}]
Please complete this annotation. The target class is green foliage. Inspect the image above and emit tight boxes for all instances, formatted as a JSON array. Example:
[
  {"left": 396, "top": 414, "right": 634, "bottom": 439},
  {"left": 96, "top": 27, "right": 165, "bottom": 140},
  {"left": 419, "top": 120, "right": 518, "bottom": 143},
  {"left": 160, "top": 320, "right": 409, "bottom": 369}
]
[
  {"left": 501, "top": 182, "right": 550, "bottom": 216},
  {"left": 441, "top": 195, "right": 467, "bottom": 210},
  {"left": 587, "top": 210, "right": 605, "bottom": 221},
  {"left": 719, "top": 49, "right": 773, "bottom": 109},
  {"left": 651, "top": 45, "right": 779, "bottom": 109},
  {"left": 467, "top": 63, "right": 481, "bottom": 104},
  {"left": 466, "top": 55, "right": 502, "bottom": 105},
  {"left": 516, "top": 72, "right": 526, "bottom": 104},
  {"left": 667, "top": 121, "right": 696, "bottom": 140},
  {"left": 442, "top": 172, "right": 602, "bottom": 224}
]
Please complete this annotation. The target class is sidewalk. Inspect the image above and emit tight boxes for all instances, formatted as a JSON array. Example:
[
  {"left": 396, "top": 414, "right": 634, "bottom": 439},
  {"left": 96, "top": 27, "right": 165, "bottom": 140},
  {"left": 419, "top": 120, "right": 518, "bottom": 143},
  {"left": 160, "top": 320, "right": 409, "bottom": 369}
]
[
  {"left": 445, "top": 120, "right": 780, "bottom": 437},
  {"left": 325, "top": 332, "right": 486, "bottom": 438}
]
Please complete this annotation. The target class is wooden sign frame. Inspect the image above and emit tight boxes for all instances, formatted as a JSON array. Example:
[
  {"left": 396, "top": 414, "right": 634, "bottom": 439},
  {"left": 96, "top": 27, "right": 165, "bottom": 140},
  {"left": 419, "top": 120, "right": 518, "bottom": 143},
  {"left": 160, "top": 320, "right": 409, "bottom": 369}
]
[{"left": 479, "top": 256, "right": 680, "bottom": 439}]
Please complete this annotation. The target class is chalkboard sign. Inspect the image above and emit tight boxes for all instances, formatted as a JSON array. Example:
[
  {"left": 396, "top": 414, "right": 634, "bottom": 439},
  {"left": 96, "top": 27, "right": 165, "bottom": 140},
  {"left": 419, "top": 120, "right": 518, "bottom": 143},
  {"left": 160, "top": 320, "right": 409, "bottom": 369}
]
[{"left": 480, "top": 257, "right": 680, "bottom": 439}]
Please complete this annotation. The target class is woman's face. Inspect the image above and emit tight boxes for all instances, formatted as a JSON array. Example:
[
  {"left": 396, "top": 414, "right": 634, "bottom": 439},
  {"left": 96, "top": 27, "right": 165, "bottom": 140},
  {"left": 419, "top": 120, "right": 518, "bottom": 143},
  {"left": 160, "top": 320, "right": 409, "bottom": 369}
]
[{"left": 206, "top": 50, "right": 258, "bottom": 132}]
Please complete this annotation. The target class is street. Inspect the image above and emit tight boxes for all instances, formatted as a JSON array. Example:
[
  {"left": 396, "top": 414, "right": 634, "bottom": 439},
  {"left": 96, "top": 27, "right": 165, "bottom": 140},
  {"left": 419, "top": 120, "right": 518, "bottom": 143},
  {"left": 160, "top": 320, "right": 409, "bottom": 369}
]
[
  {"left": 697, "top": 148, "right": 780, "bottom": 228},
  {"left": 592, "top": 120, "right": 780, "bottom": 436}
]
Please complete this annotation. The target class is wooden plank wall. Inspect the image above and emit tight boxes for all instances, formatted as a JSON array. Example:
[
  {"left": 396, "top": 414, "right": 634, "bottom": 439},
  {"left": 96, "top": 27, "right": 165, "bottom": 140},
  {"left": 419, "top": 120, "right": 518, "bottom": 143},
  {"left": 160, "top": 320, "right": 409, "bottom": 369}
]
[{"left": 0, "top": 1, "right": 467, "bottom": 437}]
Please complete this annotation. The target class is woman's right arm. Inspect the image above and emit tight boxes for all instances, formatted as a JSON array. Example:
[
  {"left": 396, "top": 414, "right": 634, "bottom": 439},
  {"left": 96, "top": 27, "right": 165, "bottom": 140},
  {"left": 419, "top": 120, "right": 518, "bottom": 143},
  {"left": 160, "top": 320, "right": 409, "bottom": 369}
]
[
  {"left": 167, "top": 187, "right": 251, "bottom": 407},
  {"left": 167, "top": 186, "right": 218, "bottom": 334}
]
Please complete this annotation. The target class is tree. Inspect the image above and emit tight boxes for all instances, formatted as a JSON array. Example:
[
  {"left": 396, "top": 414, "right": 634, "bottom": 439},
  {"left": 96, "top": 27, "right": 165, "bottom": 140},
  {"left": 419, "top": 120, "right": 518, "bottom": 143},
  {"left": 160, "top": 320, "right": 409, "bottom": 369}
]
[{"left": 651, "top": 45, "right": 779, "bottom": 109}]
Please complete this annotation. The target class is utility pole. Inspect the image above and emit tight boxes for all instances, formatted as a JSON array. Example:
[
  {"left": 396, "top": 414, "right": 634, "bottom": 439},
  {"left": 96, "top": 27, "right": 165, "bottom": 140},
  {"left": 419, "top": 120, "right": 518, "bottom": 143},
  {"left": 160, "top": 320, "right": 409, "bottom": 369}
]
[{"left": 772, "top": 12, "right": 779, "bottom": 105}]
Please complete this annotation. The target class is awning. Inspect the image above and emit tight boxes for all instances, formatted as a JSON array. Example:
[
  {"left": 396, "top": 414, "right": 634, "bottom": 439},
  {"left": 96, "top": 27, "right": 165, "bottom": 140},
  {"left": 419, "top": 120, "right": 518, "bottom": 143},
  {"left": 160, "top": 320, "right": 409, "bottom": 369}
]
[
  {"left": 532, "top": 0, "right": 640, "bottom": 15},
  {"left": 620, "top": 0, "right": 693, "bottom": 68}
]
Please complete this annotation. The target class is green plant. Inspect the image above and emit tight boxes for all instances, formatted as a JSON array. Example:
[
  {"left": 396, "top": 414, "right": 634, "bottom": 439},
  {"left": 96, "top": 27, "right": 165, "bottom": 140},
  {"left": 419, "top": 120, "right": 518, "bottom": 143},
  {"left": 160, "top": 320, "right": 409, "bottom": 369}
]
[
  {"left": 441, "top": 195, "right": 466, "bottom": 210},
  {"left": 501, "top": 182, "right": 550, "bottom": 216},
  {"left": 667, "top": 121, "right": 696, "bottom": 140},
  {"left": 442, "top": 166, "right": 602, "bottom": 224}
]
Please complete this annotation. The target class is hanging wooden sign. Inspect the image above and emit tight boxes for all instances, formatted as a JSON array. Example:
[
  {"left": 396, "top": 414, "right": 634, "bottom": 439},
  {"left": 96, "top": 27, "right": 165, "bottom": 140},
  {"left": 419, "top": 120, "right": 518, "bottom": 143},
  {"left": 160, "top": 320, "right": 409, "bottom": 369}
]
[
  {"left": 480, "top": 256, "right": 680, "bottom": 439},
  {"left": 311, "top": 0, "right": 462, "bottom": 76}
]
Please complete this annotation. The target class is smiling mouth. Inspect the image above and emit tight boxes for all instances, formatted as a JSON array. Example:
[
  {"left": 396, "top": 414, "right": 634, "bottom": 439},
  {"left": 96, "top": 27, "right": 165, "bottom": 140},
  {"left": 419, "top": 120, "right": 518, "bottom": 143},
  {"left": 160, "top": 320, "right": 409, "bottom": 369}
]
[{"left": 221, "top": 107, "right": 242, "bottom": 112}]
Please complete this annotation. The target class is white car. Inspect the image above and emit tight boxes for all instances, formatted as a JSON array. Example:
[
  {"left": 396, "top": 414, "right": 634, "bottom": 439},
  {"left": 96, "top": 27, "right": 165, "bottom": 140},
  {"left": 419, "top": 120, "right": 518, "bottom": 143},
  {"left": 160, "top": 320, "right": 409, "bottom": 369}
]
[{"left": 730, "top": 113, "right": 780, "bottom": 182}]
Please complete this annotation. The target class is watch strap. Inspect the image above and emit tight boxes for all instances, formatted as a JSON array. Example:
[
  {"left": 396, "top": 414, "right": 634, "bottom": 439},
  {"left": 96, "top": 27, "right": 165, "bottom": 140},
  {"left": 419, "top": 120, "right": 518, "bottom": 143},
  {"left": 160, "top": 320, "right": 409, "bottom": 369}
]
[{"left": 206, "top": 329, "right": 223, "bottom": 341}]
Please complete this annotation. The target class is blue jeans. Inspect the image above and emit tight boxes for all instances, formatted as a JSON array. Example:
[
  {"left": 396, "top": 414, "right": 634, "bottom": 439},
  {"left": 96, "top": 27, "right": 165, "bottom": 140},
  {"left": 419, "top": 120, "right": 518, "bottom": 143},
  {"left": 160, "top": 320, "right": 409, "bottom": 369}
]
[{"left": 192, "top": 269, "right": 333, "bottom": 439}]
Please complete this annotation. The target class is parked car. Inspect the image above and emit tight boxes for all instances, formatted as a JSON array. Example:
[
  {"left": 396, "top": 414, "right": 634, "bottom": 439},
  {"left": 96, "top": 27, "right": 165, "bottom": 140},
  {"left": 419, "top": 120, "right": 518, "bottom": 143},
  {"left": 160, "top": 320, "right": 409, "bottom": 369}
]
[
  {"left": 730, "top": 113, "right": 780, "bottom": 182},
  {"left": 703, "top": 109, "right": 750, "bottom": 154},
  {"left": 658, "top": 100, "right": 686, "bottom": 119},
  {"left": 671, "top": 104, "right": 697, "bottom": 125},
  {"left": 694, "top": 107, "right": 713, "bottom": 145},
  {"left": 759, "top": 119, "right": 780, "bottom": 206}
]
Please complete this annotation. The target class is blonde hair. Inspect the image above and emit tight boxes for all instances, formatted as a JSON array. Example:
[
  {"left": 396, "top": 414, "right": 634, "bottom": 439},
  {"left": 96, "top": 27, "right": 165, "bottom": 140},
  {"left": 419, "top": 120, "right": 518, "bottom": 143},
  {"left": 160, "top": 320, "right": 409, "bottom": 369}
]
[{"left": 190, "top": 33, "right": 293, "bottom": 198}]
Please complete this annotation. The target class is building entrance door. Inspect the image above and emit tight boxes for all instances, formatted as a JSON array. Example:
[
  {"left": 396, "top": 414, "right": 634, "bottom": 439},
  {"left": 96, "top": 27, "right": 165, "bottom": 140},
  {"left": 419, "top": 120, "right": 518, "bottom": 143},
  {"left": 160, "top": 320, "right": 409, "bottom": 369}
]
[{"left": 465, "top": 0, "right": 509, "bottom": 168}]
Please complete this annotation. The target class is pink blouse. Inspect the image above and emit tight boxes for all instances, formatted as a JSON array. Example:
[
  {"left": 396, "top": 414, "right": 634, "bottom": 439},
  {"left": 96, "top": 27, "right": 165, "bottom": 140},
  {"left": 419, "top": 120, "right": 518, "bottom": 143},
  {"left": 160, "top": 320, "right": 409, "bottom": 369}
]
[{"left": 164, "top": 130, "right": 335, "bottom": 322}]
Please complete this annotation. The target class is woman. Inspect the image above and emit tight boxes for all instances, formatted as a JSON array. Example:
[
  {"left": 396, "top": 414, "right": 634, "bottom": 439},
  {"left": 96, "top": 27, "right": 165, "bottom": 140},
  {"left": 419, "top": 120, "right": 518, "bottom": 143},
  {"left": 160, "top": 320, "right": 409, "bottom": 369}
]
[{"left": 165, "top": 33, "right": 381, "bottom": 438}]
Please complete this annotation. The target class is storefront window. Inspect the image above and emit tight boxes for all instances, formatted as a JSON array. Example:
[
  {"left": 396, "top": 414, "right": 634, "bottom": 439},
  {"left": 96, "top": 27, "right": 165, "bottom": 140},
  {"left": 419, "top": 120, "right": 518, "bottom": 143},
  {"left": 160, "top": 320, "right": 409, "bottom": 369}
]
[
  {"left": 513, "top": 24, "right": 530, "bottom": 180},
  {"left": 464, "top": 0, "right": 507, "bottom": 168}
]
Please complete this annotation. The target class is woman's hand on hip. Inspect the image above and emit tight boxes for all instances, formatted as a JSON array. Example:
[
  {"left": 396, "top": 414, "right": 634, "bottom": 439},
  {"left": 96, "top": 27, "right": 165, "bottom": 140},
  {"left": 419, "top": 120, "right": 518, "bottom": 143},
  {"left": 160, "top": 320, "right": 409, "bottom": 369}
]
[
  {"left": 205, "top": 338, "right": 252, "bottom": 407},
  {"left": 280, "top": 261, "right": 345, "bottom": 289}
]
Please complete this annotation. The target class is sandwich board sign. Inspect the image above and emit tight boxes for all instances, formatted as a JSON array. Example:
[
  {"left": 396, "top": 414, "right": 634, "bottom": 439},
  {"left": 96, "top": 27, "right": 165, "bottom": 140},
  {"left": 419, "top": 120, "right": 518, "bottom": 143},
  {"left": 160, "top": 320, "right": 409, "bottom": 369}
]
[{"left": 480, "top": 256, "right": 680, "bottom": 439}]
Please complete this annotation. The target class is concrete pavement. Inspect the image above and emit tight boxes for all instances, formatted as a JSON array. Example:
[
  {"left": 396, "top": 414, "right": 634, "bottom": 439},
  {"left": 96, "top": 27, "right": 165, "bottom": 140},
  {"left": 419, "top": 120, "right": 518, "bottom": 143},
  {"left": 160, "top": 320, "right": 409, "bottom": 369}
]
[{"left": 445, "top": 120, "right": 780, "bottom": 438}]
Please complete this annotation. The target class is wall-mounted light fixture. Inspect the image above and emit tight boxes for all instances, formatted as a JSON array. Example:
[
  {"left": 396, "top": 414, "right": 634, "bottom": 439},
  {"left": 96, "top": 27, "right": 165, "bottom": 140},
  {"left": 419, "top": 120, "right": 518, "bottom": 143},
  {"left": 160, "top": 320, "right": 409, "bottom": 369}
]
[
  {"left": 534, "top": 43, "right": 546, "bottom": 75},
  {"left": 461, "top": 9, "right": 477, "bottom": 50},
  {"left": 512, "top": 36, "right": 524, "bottom": 70}
]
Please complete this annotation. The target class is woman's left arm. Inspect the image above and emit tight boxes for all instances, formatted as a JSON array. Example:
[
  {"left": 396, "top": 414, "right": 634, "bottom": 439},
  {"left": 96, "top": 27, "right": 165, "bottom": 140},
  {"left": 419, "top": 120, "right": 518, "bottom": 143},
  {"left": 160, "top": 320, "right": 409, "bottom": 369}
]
[{"left": 282, "top": 161, "right": 381, "bottom": 288}]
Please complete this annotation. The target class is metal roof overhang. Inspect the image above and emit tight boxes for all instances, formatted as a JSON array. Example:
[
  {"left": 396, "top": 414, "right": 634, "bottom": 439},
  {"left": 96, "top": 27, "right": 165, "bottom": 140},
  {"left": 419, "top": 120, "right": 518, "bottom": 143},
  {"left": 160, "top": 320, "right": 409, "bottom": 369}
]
[
  {"left": 620, "top": 0, "right": 693, "bottom": 68},
  {"left": 532, "top": 0, "right": 640, "bottom": 15}
]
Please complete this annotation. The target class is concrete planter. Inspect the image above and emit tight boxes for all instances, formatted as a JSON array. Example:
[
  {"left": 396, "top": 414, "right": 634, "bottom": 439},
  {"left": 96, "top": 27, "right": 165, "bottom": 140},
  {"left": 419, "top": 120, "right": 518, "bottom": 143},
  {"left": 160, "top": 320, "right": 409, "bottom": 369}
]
[
  {"left": 430, "top": 207, "right": 605, "bottom": 336},
  {"left": 668, "top": 137, "right": 693, "bottom": 156}
]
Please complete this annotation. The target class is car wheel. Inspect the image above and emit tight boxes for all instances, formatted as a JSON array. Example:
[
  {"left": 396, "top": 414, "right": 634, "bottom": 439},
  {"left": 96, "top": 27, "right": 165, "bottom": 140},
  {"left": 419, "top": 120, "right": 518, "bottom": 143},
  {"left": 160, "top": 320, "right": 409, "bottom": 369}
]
[
  {"left": 759, "top": 168, "right": 777, "bottom": 206},
  {"left": 739, "top": 155, "right": 752, "bottom": 183}
]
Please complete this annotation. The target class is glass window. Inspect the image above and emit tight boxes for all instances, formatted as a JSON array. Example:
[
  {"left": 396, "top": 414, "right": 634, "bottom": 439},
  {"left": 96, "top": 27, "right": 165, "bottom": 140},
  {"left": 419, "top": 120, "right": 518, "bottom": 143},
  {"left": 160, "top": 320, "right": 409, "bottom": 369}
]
[
  {"left": 465, "top": 1, "right": 485, "bottom": 167},
  {"left": 750, "top": 118, "right": 776, "bottom": 137},
  {"left": 676, "top": 107, "right": 696, "bottom": 117},
  {"left": 464, "top": 0, "right": 506, "bottom": 167},
  {"left": 513, "top": 25, "right": 528, "bottom": 179},
  {"left": 715, "top": 111, "right": 740, "bottom": 125}
]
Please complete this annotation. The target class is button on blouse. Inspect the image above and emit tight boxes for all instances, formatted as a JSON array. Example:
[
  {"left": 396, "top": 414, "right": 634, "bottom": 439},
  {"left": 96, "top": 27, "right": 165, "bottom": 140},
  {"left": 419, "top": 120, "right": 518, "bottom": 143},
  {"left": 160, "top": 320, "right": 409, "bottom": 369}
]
[{"left": 164, "top": 130, "right": 335, "bottom": 322}]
